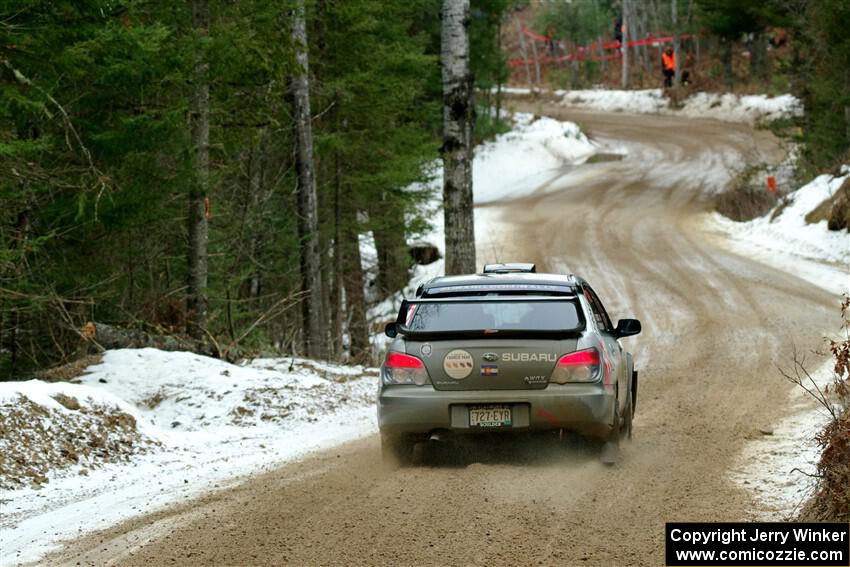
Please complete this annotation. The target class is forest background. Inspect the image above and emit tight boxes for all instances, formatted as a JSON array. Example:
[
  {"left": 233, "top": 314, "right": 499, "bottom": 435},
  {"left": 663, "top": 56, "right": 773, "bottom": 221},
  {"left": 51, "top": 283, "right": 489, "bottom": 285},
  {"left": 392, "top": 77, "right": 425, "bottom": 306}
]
[{"left": 1, "top": 0, "right": 847, "bottom": 376}]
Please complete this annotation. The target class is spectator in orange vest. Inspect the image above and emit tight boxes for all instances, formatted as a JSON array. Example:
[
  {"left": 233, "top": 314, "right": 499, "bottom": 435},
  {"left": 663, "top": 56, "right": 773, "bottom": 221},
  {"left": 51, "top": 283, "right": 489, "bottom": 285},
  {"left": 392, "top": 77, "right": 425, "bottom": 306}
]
[{"left": 662, "top": 46, "right": 675, "bottom": 87}]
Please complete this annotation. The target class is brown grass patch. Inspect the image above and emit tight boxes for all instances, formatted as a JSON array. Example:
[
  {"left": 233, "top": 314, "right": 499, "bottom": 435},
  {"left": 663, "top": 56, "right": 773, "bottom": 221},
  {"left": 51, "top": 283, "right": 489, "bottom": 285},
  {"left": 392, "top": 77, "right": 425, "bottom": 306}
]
[
  {"left": 716, "top": 184, "right": 778, "bottom": 221},
  {"left": 35, "top": 354, "right": 103, "bottom": 383}
]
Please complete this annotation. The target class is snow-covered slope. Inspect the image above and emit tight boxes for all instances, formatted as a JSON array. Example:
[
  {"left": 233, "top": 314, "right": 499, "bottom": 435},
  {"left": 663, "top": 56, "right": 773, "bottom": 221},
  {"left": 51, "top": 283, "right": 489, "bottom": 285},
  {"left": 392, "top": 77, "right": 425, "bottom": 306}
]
[
  {"left": 473, "top": 113, "right": 598, "bottom": 203},
  {"left": 0, "top": 349, "right": 378, "bottom": 565},
  {"left": 730, "top": 361, "right": 835, "bottom": 519},
  {"left": 559, "top": 89, "right": 801, "bottom": 123},
  {"left": 705, "top": 168, "right": 850, "bottom": 296},
  {"left": 710, "top": 170, "right": 848, "bottom": 516}
]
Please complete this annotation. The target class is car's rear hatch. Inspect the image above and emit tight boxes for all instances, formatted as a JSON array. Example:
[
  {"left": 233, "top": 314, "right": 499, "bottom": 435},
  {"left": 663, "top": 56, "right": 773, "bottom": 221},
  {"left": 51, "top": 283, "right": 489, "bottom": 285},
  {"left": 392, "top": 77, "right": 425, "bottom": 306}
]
[
  {"left": 396, "top": 296, "right": 584, "bottom": 391},
  {"left": 405, "top": 338, "right": 578, "bottom": 390}
]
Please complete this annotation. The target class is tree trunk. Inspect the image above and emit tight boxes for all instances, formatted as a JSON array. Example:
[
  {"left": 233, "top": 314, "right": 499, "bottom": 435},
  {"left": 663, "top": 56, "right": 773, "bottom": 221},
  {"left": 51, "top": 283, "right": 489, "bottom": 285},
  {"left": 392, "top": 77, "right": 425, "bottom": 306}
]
[
  {"left": 845, "top": 105, "right": 850, "bottom": 148},
  {"left": 638, "top": 6, "right": 650, "bottom": 76},
  {"left": 672, "top": 0, "right": 681, "bottom": 87},
  {"left": 441, "top": 0, "right": 476, "bottom": 275},
  {"left": 290, "top": 0, "right": 327, "bottom": 359},
  {"left": 187, "top": 0, "right": 209, "bottom": 341},
  {"left": 340, "top": 203, "right": 369, "bottom": 363},
  {"left": 722, "top": 40, "right": 734, "bottom": 90},
  {"left": 529, "top": 29, "right": 542, "bottom": 86},
  {"left": 331, "top": 150, "right": 343, "bottom": 360},
  {"left": 598, "top": 35, "right": 606, "bottom": 73},
  {"left": 372, "top": 211, "right": 409, "bottom": 296},
  {"left": 621, "top": 0, "right": 630, "bottom": 88},
  {"left": 750, "top": 33, "right": 768, "bottom": 84},
  {"left": 248, "top": 141, "right": 263, "bottom": 299},
  {"left": 630, "top": 1, "right": 641, "bottom": 81},
  {"left": 495, "top": 25, "right": 502, "bottom": 122},
  {"left": 515, "top": 18, "right": 533, "bottom": 90}
]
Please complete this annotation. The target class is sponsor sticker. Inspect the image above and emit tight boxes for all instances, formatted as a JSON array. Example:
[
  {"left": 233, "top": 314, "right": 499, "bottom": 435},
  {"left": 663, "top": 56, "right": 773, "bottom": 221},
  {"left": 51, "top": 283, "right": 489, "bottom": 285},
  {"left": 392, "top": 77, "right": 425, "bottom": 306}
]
[
  {"left": 482, "top": 352, "right": 498, "bottom": 362},
  {"left": 480, "top": 364, "right": 499, "bottom": 377},
  {"left": 420, "top": 343, "right": 432, "bottom": 357},
  {"left": 443, "top": 349, "right": 474, "bottom": 380}
]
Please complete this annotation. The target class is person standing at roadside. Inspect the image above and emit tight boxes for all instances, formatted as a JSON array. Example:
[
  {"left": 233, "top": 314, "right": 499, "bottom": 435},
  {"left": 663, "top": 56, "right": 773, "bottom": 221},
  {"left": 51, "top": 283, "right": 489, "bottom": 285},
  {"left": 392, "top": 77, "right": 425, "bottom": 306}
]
[{"left": 662, "top": 46, "right": 675, "bottom": 87}]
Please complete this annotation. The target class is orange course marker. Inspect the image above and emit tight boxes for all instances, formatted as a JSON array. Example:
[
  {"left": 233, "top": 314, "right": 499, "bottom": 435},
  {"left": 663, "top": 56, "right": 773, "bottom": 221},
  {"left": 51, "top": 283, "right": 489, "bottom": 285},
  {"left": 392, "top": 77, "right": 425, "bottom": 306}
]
[{"left": 767, "top": 176, "right": 777, "bottom": 193}]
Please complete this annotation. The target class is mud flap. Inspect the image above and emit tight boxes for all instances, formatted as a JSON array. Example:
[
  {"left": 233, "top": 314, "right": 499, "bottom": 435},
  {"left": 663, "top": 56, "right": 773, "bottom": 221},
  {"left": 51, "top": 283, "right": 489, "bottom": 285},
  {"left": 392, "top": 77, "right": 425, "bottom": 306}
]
[
  {"left": 631, "top": 370, "right": 638, "bottom": 415},
  {"left": 600, "top": 438, "right": 619, "bottom": 465},
  {"left": 600, "top": 392, "right": 621, "bottom": 465}
]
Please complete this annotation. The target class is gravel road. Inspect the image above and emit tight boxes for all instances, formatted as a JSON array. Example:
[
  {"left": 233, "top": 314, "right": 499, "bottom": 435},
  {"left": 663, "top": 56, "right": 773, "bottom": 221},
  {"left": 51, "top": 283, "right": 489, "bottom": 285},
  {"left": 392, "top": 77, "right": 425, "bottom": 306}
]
[{"left": 48, "top": 102, "right": 838, "bottom": 567}]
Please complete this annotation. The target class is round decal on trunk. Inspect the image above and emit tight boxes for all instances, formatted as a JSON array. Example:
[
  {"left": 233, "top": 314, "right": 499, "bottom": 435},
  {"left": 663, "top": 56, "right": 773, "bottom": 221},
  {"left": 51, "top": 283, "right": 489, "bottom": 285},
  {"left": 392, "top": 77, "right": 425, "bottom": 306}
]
[{"left": 443, "top": 349, "right": 474, "bottom": 380}]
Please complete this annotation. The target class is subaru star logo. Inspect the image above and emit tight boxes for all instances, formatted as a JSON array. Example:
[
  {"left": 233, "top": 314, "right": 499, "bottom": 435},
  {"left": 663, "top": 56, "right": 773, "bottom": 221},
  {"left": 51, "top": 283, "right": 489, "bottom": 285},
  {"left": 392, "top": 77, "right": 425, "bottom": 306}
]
[{"left": 482, "top": 352, "right": 498, "bottom": 362}]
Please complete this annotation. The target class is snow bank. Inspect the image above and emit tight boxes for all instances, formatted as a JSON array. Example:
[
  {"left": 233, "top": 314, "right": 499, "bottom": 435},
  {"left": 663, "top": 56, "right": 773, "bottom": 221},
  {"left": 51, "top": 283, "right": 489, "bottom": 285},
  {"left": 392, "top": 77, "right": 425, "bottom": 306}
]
[
  {"left": 562, "top": 88, "right": 667, "bottom": 114},
  {"left": 558, "top": 88, "right": 802, "bottom": 124},
  {"left": 682, "top": 92, "right": 801, "bottom": 124},
  {"left": 1, "top": 349, "right": 378, "bottom": 564},
  {"left": 716, "top": 170, "right": 848, "bottom": 515},
  {"left": 0, "top": 381, "right": 159, "bottom": 490},
  {"left": 474, "top": 113, "right": 597, "bottom": 203},
  {"left": 706, "top": 169, "right": 850, "bottom": 296},
  {"left": 730, "top": 361, "right": 835, "bottom": 519}
]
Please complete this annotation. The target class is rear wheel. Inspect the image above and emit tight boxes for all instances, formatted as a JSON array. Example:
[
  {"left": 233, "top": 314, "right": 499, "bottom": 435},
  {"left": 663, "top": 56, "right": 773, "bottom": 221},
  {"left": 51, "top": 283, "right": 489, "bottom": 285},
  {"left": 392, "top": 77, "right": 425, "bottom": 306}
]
[{"left": 381, "top": 434, "right": 416, "bottom": 467}]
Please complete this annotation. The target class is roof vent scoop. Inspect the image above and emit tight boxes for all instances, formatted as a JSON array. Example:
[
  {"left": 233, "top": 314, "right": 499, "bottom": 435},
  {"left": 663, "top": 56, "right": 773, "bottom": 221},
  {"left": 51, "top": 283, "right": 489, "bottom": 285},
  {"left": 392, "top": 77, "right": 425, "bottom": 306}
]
[{"left": 482, "top": 263, "right": 537, "bottom": 274}]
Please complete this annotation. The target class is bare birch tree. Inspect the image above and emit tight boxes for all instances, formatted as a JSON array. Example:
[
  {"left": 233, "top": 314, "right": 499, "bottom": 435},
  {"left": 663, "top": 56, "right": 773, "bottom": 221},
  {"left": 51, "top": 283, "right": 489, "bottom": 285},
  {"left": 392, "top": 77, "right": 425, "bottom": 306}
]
[
  {"left": 621, "top": 0, "right": 630, "bottom": 88},
  {"left": 515, "top": 18, "right": 534, "bottom": 91},
  {"left": 441, "top": 0, "right": 476, "bottom": 275},
  {"left": 187, "top": 0, "right": 209, "bottom": 340},
  {"left": 672, "top": 0, "right": 682, "bottom": 87},
  {"left": 290, "top": 0, "right": 327, "bottom": 359}
]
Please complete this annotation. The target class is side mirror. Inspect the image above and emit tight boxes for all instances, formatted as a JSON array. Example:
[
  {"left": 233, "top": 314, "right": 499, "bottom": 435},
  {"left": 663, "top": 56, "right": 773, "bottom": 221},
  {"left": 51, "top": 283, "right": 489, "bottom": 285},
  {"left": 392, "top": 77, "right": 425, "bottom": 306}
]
[
  {"left": 384, "top": 322, "right": 398, "bottom": 338},
  {"left": 614, "top": 318, "right": 641, "bottom": 338}
]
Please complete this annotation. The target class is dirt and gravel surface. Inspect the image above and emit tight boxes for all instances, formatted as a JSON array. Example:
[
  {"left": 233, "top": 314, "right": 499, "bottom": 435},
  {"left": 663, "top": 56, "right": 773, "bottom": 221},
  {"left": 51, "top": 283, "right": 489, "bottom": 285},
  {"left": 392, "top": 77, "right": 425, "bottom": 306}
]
[{"left": 44, "top": 102, "right": 838, "bottom": 566}]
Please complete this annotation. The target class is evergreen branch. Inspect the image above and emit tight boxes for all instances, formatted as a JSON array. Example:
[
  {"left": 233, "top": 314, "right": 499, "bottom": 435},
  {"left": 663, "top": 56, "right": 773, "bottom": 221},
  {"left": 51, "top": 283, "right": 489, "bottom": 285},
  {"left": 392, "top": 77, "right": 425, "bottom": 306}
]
[{"left": 2, "top": 57, "right": 110, "bottom": 218}]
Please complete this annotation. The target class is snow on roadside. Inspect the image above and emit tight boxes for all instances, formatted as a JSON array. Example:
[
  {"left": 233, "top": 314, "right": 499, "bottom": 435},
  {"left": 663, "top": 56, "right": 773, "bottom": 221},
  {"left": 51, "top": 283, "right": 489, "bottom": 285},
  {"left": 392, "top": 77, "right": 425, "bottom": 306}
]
[
  {"left": 0, "top": 349, "right": 378, "bottom": 565},
  {"left": 473, "top": 112, "right": 597, "bottom": 203},
  {"left": 712, "top": 168, "right": 847, "bottom": 517},
  {"left": 0, "top": 382, "right": 160, "bottom": 492},
  {"left": 500, "top": 87, "right": 802, "bottom": 124},
  {"left": 730, "top": 361, "right": 835, "bottom": 519},
  {"left": 704, "top": 169, "right": 850, "bottom": 296}
]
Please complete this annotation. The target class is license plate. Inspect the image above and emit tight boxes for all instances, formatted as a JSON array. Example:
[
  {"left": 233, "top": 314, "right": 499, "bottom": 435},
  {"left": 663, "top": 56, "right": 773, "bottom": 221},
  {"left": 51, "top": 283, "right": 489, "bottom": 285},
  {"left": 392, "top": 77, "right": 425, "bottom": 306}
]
[{"left": 469, "top": 404, "right": 512, "bottom": 428}]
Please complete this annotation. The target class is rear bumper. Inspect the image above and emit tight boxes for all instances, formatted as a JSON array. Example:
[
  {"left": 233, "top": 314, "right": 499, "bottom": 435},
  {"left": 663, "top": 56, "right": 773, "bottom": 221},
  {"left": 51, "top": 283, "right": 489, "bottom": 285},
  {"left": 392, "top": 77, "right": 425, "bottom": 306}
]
[{"left": 378, "top": 383, "right": 615, "bottom": 440}]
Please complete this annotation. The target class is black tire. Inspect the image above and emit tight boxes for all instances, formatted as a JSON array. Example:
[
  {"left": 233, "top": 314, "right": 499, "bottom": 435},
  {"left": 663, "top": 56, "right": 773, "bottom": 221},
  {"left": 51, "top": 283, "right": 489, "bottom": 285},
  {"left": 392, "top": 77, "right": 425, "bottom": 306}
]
[
  {"left": 621, "top": 388, "right": 633, "bottom": 441},
  {"left": 381, "top": 434, "right": 415, "bottom": 467}
]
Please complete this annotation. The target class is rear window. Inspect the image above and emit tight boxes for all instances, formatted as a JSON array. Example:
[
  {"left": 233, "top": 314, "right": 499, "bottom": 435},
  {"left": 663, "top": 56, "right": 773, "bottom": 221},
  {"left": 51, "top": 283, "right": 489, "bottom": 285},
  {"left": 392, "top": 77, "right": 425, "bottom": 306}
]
[{"left": 402, "top": 300, "right": 583, "bottom": 333}]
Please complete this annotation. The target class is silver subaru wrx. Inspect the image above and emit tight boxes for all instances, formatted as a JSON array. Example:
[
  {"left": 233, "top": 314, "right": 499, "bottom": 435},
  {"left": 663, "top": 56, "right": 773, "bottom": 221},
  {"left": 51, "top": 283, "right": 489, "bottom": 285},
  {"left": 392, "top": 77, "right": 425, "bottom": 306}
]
[{"left": 378, "top": 263, "right": 641, "bottom": 465}]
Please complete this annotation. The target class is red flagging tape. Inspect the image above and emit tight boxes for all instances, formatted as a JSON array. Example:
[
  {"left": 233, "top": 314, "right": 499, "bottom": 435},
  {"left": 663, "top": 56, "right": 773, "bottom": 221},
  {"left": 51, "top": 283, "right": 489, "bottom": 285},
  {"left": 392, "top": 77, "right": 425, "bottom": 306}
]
[{"left": 519, "top": 27, "right": 691, "bottom": 51}]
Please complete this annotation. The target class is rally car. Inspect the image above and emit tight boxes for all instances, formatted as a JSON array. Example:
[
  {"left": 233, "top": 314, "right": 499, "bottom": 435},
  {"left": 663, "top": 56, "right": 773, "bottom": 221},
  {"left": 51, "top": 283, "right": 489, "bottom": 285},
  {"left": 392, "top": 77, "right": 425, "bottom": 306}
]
[{"left": 378, "top": 263, "right": 641, "bottom": 465}]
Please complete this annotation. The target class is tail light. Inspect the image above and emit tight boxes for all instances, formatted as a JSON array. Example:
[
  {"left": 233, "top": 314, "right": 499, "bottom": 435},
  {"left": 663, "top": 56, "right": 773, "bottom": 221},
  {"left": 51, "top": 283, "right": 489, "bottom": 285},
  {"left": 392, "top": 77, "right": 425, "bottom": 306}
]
[
  {"left": 550, "top": 348, "right": 601, "bottom": 384},
  {"left": 383, "top": 352, "right": 430, "bottom": 386}
]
